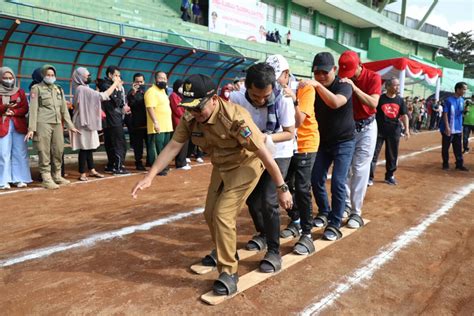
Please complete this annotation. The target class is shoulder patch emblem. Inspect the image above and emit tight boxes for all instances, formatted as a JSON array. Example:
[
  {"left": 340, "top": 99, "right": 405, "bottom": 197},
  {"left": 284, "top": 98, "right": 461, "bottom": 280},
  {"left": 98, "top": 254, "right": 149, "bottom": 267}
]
[{"left": 239, "top": 126, "right": 252, "bottom": 138}]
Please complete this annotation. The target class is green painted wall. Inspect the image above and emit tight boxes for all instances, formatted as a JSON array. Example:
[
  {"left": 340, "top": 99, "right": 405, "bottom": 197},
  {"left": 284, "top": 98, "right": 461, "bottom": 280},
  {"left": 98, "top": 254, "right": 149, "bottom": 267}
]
[{"left": 367, "top": 37, "right": 404, "bottom": 60}]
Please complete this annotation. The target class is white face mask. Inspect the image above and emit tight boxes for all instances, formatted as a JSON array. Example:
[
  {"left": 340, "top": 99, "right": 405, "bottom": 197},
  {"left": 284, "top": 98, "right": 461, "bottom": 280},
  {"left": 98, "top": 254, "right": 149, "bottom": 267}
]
[
  {"left": 224, "top": 91, "right": 230, "bottom": 98},
  {"left": 178, "top": 87, "right": 183, "bottom": 94},
  {"left": 44, "top": 76, "right": 56, "bottom": 85},
  {"left": 2, "top": 79, "right": 14, "bottom": 88}
]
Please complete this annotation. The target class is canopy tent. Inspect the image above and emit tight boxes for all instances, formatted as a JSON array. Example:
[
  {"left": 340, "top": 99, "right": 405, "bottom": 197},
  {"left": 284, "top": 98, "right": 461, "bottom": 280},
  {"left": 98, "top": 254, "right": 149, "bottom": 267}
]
[{"left": 363, "top": 57, "right": 443, "bottom": 99}]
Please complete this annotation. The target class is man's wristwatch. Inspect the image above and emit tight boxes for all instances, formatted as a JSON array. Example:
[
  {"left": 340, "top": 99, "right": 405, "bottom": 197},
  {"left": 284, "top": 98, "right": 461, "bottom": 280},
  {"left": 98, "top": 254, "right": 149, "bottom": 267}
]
[{"left": 277, "top": 183, "right": 289, "bottom": 192}]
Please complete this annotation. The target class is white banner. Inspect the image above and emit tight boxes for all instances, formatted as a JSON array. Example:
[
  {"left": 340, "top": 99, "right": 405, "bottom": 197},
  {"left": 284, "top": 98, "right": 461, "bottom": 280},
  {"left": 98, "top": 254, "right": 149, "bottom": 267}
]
[{"left": 208, "top": 0, "right": 267, "bottom": 43}]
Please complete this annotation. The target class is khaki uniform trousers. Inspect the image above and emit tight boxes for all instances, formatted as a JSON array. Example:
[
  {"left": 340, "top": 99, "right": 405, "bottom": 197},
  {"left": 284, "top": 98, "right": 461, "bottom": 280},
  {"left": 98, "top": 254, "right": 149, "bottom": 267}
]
[
  {"left": 34, "top": 122, "right": 64, "bottom": 177},
  {"left": 204, "top": 157, "right": 264, "bottom": 274}
]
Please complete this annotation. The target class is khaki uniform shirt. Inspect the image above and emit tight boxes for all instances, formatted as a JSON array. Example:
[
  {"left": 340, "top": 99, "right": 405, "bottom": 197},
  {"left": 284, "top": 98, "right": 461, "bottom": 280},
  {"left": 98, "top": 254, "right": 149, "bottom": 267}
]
[
  {"left": 173, "top": 98, "right": 265, "bottom": 188},
  {"left": 29, "top": 82, "right": 74, "bottom": 132}
]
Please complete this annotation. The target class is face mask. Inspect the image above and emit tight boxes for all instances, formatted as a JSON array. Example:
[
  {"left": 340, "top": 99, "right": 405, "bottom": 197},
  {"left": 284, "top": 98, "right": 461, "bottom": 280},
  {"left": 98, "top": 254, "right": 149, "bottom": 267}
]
[
  {"left": 224, "top": 91, "right": 230, "bottom": 98},
  {"left": 2, "top": 79, "right": 14, "bottom": 88},
  {"left": 178, "top": 87, "right": 183, "bottom": 94},
  {"left": 85, "top": 77, "right": 92, "bottom": 84},
  {"left": 156, "top": 81, "right": 167, "bottom": 89},
  {"left": 44, "top": 76, "right": 56, "bottom": 85}
]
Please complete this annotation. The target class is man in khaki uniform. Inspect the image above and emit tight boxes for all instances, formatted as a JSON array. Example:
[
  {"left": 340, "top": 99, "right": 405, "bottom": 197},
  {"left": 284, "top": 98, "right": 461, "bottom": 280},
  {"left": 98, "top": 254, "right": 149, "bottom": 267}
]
[
  {"left": 26, "top": 64, "right": 78, "bottom": 189},
  {"left": 132, "top": 74, "right": 292, "bottom": 296}
]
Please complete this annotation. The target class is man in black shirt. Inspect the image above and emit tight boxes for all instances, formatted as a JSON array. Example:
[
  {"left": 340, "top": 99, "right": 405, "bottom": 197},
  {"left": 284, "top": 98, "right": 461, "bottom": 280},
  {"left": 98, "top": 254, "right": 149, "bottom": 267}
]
[
  {"left": 302, "top": 52, "right": 355, "bottom": 241},
  {"left": 127, "top": 73, "right": 150, "bottom": 170},
  {"left": 98, "top": 65, "right": 129, "bottom": 175},
  {"left": 369, "top": 77, "right": 410, "bottom": 185}
]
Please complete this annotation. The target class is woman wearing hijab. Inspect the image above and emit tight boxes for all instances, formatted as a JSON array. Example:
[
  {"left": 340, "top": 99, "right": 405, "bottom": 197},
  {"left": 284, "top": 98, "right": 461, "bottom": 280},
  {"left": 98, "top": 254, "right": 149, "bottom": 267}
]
[
  {"left": 25, "top": 64, "right": 79, "bottom": 189},
  {"left": 0, "top": 67, "right": 33, "bottom": 189},
  {"left": 29, "top": 67, "right": 43, "bottom": 92},
  {"left": 71, "top": 67, "right": 121, "bottom": 181},
  {"left": 169, "top": 79, "right": 190, "bottom": 170}
]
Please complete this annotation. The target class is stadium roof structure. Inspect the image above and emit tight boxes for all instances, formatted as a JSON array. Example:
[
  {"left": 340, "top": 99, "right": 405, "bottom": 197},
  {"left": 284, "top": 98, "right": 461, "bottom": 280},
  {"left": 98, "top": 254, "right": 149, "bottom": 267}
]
[
  {"left": 0, "top": 15, "right": 255, "bottom": 97},
  {"left": 364, "top": 57, "right": 443, "bottom": 99}
]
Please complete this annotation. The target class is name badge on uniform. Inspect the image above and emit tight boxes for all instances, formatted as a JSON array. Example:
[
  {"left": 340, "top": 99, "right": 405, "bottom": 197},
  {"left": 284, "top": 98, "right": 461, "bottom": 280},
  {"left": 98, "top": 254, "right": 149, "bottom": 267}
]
[{"left": 192, "top": 131, "right": 204, "bottom": 137}]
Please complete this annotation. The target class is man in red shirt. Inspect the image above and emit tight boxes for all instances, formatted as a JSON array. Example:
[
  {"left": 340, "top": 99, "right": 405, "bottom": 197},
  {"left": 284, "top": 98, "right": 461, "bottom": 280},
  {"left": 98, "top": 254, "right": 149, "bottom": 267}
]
[{"left": 338, "top": 50, "right": 382, "bottom": 229}]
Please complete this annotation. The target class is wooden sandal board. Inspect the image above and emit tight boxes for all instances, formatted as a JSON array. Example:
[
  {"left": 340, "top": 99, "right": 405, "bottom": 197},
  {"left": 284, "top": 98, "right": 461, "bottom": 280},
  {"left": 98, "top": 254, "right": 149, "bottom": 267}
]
[
  {"left": 200, "top": 219, "right": 370, "bottom": 305},
  {"left": 190, "top": 226, "right": 322, "bottom": 275}
]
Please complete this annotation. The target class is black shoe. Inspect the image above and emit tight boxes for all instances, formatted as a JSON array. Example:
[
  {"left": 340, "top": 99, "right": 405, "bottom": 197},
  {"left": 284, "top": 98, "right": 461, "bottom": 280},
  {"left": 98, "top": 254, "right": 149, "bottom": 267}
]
[
  {"left": 442, "top": 164, "right": 449, "bottom": 170},
  {"left": 104, "top": 166, "right": 115, "bottom": 174},
  {"left": 455, "top": 166, "right": 469, "bottom": 171},
  {"left": 384, "top": 176, "right": 397, "bottom": 185},
  {"left": 114, "top": 168, "right": 130, "bottom": 175},
  {"left": 135, "top": 163, "right": 146, "bottom": 171},
  {"left": 463, "top": 148, "right": 470, "bottom": 154},
  {"left": 157, "top": 170, "right": 168, "bottom": 176}
]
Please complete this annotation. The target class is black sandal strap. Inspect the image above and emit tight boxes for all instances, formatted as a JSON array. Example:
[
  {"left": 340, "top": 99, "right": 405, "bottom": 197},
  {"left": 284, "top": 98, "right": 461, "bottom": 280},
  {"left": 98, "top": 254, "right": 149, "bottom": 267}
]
[
  {"left": 213, "top": 272, "right": 238, "bottom": 296},
  {"left": 246, "top": 235, "right": 267, "bottom": 251},
  {"left": 201, "top": 249, "right": 217, "bottom": 266},
  {"left": 325, "top": 225, "right": 343, "bottom": 240},
  {"left": 260, "top": 252, "right": 282, "bottom": 272},
  {"left": 348, "top": 213, "right": 364, "bottom": 226},
  {"left": 295, "top": 235, "right": 315, "bottom": 254}
]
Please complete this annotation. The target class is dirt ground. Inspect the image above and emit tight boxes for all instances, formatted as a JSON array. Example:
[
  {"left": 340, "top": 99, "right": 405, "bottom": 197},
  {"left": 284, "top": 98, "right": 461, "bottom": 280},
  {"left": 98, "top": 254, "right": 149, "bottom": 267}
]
[{"left": 0, "top": 131, "right": 473, "bottom": 315}]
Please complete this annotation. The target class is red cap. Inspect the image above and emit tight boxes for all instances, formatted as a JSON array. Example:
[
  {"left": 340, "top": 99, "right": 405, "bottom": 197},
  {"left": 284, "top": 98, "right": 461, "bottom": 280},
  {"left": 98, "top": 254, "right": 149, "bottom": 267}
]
[{"left": 338, "top": 50, "right": 360, "bottom": 79}]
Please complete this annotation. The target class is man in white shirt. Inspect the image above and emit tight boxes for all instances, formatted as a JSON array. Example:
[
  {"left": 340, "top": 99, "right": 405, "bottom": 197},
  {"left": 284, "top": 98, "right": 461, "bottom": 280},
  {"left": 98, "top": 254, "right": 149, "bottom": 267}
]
[{"left": 230, "top": 57, "right": 295, "bottom": 273}]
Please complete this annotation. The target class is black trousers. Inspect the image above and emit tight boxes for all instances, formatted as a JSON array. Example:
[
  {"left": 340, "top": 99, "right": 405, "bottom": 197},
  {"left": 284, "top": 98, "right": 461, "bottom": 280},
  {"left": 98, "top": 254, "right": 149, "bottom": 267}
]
[
  {"left": 78, "top": 149, "right": 95, "bottom": 173},
  {"left": 175, "top": 140, "right": 189, "bottom": 168},
  {"left": 130, "top": 128, "right": 148, "bottom": 165},
  {"left": 463, "top": 125, "right": 474, "bottom": 151},
  {"left": 284, "top": 152, "right": 317, "bottom": 235},
  {"left": 246, "top": 158, "right": 290, "bottom": 254},
  {"left": 442, "top": 133, "right": 463, "bottom": 168},
  {"left": 104, "top": 126, "right": 126, "bottom": 170},
  {"left": 370, "top": 134, "right": 400, "bottom": 180},
  {"left": 187, "top": 141, "right": 203, "bottom": 158}
]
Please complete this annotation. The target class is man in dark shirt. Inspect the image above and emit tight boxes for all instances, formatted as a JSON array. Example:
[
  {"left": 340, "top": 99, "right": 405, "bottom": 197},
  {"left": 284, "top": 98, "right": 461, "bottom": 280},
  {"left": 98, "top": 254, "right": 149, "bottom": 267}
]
[
  {"left": 369, "top": 77, "right": 410, "bottom": 185},
  {"left": 98, "top": 65, "right": 128, "bottom": 175},
  {"left": 127, "top": 73, "right": 150, "bottom": 170},
  {"left": 302, "top": 52, "right": 355, "bottom": 241}
]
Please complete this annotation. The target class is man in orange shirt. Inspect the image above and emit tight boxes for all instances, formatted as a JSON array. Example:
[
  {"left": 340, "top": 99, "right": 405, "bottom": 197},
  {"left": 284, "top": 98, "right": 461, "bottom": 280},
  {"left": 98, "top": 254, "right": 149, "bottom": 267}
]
[{"left": 279, "top": 79, "right": 320, "bottom": 255}]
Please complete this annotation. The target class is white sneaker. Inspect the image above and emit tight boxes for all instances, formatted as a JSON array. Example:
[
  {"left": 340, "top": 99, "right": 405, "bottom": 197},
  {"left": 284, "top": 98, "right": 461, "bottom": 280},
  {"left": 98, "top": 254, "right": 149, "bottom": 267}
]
[
  {"left": 16, "top": 182, "right": 27, "bottom": 188},
  {"left": 367, "top": 179, "right": 374, "bottom": 187},
  {"left": 186, "top": 158, "right": 191, "bottom": 163},
  {"left": 178, "top": 164, "right": 191, "bottom": 170},
  {"left": 0, "top": 183, "right": 11, "bottom": 190},
  {"left": 196, "top": 157, "right": 204, "bottom": 163}
]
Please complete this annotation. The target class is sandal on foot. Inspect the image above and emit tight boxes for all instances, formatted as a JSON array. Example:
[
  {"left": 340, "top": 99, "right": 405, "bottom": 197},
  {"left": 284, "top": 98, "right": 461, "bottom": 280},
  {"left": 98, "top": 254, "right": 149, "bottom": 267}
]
[
  {"left": 323, "top": 225, "right": 343, "bottom": 241},
  {"left": 293, "top": 235, "right": 315, "bottom": 255},
  {"left": 78, "top": 176, "right": 88, "bottom": 181},
  {"left": 280, "top": 221, "right": 302, "bottom": 238},
  {"left": 259, "top": 252, "right": 282, "bottom": 273},
  {"left": 90, "top": 172, "right": 105, "bottom": 178},
  {"left": 313, "top": 214, "right": 328, "bottom": 228},
  {"left": 347, "top": 213, "right": 364, "bottom": 229},
  {"left": 201, "top": 249, "right": 217, "bottom": 267},
  {"left": 245, "top": 234, "right": 267, "bottom": 251},
  {"left": 213, "top": 272, "right": 239, "bottom": 296}
]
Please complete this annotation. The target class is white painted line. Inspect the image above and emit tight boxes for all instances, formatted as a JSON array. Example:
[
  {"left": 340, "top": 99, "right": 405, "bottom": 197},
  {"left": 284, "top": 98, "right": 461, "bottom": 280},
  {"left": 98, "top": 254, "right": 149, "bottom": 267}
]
[
  {"left": 299, "top": 182, "right": 474, "bottom": 316},
  {"left": 0, "top": 207, "right": 204, "bottom": 268},
  {"left": 0, "top": 162, "right": 212, "bottom": 196}
]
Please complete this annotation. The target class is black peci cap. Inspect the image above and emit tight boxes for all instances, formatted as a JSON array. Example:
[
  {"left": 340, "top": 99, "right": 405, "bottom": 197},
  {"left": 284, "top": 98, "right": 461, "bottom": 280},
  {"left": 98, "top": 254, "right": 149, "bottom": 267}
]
[{"left": 180, "top": 74, "right": 217, "bottom": 109}]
